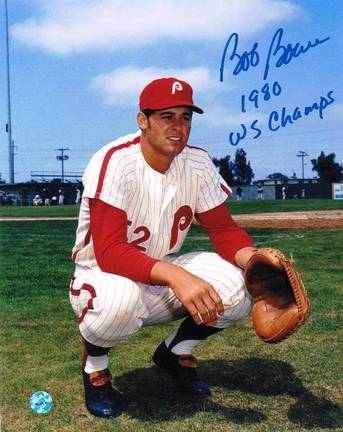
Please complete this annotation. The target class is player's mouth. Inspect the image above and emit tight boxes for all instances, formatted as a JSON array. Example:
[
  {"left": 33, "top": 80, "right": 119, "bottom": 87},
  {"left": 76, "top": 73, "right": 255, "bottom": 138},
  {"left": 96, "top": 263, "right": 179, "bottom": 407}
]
[{"left": 167, "top": 136, "right": 183, "bottom": 142}]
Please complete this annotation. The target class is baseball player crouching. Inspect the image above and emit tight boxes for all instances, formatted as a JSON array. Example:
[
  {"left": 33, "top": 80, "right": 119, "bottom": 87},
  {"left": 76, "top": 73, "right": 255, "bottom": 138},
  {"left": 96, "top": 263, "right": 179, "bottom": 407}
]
[{"left": 70, "top": 77, "right": 258, "bottom": 418}]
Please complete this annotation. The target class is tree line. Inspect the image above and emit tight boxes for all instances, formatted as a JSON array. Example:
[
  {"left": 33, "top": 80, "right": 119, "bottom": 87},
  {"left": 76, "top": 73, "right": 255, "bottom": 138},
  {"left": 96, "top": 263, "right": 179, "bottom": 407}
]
[
  {"left": 212, "top": 149, "right": 343, "bottom": 185},
  {"left": 213, "top": 149, "right": 254, "bottom": 186}
]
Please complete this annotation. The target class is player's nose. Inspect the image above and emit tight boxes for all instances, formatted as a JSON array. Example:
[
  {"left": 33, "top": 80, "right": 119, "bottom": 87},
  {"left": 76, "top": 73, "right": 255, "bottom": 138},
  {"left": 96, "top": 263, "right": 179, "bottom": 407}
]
[{"left": 170, "top": 116, "right": 188, "bottom": 130}]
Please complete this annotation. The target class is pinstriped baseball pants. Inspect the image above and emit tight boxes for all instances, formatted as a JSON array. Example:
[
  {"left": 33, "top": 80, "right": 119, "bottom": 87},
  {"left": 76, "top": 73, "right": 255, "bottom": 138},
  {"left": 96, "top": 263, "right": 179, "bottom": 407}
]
[{"left": 69, "top": 252, "right": 252, "bottom": 348}]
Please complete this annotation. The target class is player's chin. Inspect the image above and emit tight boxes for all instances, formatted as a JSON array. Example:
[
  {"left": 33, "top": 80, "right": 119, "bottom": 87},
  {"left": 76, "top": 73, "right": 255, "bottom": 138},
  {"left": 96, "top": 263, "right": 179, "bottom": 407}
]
[{"left": 165, "top": 139, "right": 187, "bottom": 153}]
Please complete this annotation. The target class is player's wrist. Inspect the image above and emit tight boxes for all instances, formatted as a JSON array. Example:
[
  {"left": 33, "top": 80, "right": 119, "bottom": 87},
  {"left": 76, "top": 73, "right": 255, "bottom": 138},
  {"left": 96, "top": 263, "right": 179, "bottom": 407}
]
[
  {"left": 150, "top": 261, "right": 182, "bottom": 286},
  {"left": 234, "top": 246, "right": 258, "bottom": 269}
]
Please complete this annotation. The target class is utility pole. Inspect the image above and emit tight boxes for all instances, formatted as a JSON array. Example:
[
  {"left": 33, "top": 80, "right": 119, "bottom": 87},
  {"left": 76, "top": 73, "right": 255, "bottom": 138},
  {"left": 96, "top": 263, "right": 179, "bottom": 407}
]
[
  {"left": 4, "top": 0, "right": 14, "bottom": 184},
  {"left": 297, "top": 151, "right": 309, "bottom": 181},
  {"left": 55, "top": 148, "right": 69, "bottom": 183}
]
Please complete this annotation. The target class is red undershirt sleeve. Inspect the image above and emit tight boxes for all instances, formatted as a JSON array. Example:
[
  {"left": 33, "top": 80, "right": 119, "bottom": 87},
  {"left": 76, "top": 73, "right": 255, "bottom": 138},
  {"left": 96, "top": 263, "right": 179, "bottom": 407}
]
[
  {"left": 196, "top": 202, "right": 255, "bottom": 265},
  {"left": 89, "top": 198, "right": 159, "bottom": 284}
]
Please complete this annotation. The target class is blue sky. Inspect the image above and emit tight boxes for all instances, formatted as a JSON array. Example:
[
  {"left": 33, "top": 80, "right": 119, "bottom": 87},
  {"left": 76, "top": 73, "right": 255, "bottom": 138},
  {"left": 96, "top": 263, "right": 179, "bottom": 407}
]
[{"left": 1, "top": 0, "right": 342, "bottom": 183}]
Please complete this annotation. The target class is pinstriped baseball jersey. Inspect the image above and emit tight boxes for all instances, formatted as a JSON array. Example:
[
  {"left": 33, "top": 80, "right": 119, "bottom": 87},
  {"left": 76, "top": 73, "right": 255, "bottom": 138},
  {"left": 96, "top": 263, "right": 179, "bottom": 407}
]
[{"left": 72, "top": 130, "right": 231, "bottom": 268}]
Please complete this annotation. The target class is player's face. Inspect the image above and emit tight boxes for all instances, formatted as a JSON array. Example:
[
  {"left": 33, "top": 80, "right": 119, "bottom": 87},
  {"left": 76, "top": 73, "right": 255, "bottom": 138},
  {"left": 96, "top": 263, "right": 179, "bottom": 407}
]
[{"left": 138, "top": 107, "right": 193, "bottom": 162}]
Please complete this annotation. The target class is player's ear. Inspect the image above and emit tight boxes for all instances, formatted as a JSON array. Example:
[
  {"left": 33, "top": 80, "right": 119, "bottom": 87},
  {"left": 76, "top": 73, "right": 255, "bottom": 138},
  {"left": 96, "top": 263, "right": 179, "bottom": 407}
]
[{"left": 137, "top": 111, "right": 148, "bottom": 131}]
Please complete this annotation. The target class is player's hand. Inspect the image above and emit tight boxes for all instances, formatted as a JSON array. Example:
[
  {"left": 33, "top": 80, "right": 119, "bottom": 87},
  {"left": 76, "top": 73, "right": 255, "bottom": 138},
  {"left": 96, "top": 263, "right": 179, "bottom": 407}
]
[
  {"left": 150, "top": 262, "right": 224, "bottom": 325},
  {"left": 170, "top": 271, "right": 224, "bottom": 325}
]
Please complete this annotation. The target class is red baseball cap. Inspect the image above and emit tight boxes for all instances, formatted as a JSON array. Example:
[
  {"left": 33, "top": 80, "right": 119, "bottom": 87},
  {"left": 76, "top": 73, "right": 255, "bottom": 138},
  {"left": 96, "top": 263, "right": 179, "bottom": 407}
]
[{"left": 139, "top": 77, "right": 204, "bottom": 114}]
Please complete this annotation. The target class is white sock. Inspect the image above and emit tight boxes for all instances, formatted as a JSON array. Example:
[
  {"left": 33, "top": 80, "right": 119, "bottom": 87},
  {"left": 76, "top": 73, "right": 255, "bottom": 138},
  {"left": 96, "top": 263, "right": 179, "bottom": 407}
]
[
  {"left": 84, "top": 354, "right": 109, "bottom": 374},
  {"left": 165, "top": 330, "right": 201, "bottom": 355}
]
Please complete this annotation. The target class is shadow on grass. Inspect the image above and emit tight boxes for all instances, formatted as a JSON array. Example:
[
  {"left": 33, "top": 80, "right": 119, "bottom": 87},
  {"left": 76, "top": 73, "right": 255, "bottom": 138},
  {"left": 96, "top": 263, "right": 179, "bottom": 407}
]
[{"left": 114, "top": 357, "right": 342, "bottom": 429}]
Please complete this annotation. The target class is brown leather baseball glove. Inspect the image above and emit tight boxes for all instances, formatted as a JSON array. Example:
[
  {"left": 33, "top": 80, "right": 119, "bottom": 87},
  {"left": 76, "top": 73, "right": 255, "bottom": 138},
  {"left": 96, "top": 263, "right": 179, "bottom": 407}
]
[{"left": 244, "top": 248, "right": 310, "bottom": 343}]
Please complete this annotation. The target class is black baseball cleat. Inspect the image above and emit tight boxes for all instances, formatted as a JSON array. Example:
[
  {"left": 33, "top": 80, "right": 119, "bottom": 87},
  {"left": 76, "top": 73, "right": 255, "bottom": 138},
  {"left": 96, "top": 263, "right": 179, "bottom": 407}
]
[
  {"left": 82, "top": 368, "right": 122, "bottom": 418},
  {"left": 152, "top": 342, "right": 211, "bottom": 397}
]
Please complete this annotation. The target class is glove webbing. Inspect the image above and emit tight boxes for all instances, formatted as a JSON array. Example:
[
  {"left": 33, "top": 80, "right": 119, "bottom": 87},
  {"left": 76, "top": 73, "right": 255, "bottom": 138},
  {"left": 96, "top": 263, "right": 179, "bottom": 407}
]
[{"left": 281, "top": 259, "right": 310, "bottom": 326}]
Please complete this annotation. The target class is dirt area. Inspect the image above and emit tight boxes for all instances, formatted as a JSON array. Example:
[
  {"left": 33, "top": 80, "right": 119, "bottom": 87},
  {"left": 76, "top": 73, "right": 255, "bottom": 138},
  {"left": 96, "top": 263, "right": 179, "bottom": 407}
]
[
  {"left": 233, "top": 210, "right": 343, "bottom": 229},
  {"left": 1, "top": 210, "right": 343, "bottom": 228}
]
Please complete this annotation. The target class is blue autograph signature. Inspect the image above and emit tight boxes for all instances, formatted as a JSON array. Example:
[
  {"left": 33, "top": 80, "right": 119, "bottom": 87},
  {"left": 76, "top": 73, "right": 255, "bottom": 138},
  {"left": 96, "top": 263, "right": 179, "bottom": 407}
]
[
  {"left": 219, "top": 27, "right": 333, "bottom": 147},
  {"left": 220, "top": 27, "right": 330, "bottom": 81}
]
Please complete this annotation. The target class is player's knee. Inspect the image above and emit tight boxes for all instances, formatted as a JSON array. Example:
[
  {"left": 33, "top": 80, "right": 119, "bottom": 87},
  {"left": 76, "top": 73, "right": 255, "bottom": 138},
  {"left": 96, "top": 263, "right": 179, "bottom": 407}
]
[
  {"left": 217, "top": 291, "right": 252, "bottom": 327},
  {"left": 234, "top": 292, "right": 252, "bottom": 320},
  {"left": 80, "top": 279, "right": 148, "bottom": 346},
  {"left": 101, "top": 283, "right": 146, "bottom": 330},
  {"left": 217, "top": 273, "right": 246, "bottom": 307}
]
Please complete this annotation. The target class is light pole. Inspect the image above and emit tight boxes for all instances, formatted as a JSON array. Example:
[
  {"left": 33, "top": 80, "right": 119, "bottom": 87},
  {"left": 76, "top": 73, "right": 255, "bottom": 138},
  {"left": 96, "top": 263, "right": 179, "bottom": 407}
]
[
  {"left": 297, "top": 151, "right": 309, "bottom": 181},
  {"left": 55, "top": 148, "right": 69, "bottom": 183},
  {"left": 4, "top": 0, "right": 14, "bottom": 184}
]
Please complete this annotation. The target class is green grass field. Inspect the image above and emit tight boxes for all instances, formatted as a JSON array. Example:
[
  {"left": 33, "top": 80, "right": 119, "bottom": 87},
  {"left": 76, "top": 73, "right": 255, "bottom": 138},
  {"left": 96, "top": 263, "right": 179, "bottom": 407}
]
[
  {"left": 0, "top": 198, "right": 342, "bottom": 218},
  {"left": 0, "top": 209, "right": 342, "bottom": 431}
]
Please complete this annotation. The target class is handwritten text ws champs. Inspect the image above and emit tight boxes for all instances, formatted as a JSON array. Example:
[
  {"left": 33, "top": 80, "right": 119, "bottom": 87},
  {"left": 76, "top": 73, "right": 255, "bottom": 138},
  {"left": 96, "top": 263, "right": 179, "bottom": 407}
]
[{"left": 219, "top": 27, "right": 330, "bottom": 82}]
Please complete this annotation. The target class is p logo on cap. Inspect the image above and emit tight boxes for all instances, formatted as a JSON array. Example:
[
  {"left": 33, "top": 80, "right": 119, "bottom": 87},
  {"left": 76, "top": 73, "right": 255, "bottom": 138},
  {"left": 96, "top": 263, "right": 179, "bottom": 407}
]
[{"left": 172, "top": 81, "right": 183, "bottom": 94}]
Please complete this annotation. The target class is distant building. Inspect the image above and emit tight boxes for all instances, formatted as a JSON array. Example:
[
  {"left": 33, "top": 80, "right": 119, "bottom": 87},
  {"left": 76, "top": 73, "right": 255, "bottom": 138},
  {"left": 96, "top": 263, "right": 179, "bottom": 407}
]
[
  {"left": 0, "top": 181, "right": 83, "bottom": 206},
  {"left": 226, "top": 176, "right": 334, "bottom": 200}
]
